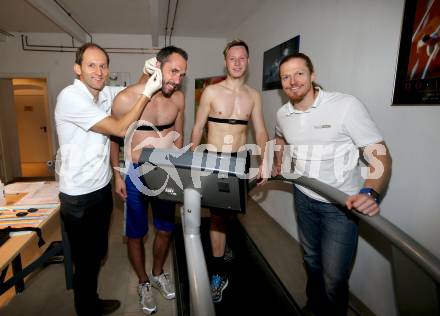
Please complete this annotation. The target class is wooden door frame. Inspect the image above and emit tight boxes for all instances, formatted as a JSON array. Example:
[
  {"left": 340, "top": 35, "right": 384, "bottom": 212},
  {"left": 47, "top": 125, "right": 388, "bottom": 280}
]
[{"left": 0, "top": 73, "right": 55, "bottom": 172}]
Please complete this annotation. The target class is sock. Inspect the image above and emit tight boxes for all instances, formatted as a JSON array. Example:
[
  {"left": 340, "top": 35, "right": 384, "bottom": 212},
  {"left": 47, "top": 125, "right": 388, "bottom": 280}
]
[
  {"left": 211, "top": 256, "right": 226, "bottom": 277},
  {"left": 152, "top": 269, "right": 164, "bottom": 277}
]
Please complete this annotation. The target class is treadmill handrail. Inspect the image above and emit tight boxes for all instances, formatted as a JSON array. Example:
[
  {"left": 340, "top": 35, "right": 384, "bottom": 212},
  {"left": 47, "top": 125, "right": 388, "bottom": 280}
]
[{"left": 248, "top": 175, "right": 440, "bottom": 284}]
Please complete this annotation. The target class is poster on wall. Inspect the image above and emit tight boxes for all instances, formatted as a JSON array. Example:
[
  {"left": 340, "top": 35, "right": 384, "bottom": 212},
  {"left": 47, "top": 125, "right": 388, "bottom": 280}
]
[
  {"left": 262, "top": 35, "right": 300, "bottom": 91},
  {"left": 194, "top": 75, "right": 226, "bottom": 143},
  {"left": 393, "top": 0, "right": 440, "bottom": 105}
]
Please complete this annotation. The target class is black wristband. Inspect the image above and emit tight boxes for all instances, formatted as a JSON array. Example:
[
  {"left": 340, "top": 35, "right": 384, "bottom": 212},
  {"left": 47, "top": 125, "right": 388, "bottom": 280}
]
[{"left": 359, "top": 187, "right": 381, "bottom": 204}]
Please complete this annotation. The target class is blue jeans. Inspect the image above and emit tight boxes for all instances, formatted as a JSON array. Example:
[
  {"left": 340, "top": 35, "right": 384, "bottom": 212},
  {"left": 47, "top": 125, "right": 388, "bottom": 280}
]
[{"left": 294, "top": 186, "right": 358, "bottom": 316}]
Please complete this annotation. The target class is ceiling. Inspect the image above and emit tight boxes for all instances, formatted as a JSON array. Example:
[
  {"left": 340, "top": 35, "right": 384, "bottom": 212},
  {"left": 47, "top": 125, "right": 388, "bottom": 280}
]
[{"left": 0, "top": 0, "right": 267, "bottom": 40}]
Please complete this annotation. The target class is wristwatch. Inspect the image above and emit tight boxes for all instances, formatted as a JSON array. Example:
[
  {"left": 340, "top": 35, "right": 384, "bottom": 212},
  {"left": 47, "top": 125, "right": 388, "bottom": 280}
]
[{"left": 359, "top": 187, "right": 381, "bottom": 204}]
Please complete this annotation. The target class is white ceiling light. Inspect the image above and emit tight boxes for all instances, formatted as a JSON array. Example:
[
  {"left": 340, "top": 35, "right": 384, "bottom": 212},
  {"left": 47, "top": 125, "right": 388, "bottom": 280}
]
[
  {"left": 148, "top": 0, "right": 160, "bottom": 47},
  {"left": 25, "top": 0, "right": 90, "bottom": 43}
]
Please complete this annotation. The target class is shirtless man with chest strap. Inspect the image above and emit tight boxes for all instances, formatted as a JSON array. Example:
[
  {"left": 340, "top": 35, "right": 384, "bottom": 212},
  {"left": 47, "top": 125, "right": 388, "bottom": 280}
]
[
  {"left": 191, "top": 39, "right": 269, "bottom": 303},
  {"left": 110, "top": 46, "right": 187, "bottom": 315}
]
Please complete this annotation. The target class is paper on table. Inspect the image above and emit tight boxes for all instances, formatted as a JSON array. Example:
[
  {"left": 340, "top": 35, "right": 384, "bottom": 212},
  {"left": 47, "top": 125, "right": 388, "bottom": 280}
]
[
  {"left": 5, "top": 182, "right": 45, "bottom": 194},
  {"left": 17, "top": 182, "right": 59, "bottom": 205}
]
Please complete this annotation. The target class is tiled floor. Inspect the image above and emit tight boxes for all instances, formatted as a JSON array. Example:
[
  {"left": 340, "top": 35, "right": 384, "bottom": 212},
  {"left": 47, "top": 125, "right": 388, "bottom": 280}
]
[{"left": 0, "top": 197, "right": 177, "bottom": 316}]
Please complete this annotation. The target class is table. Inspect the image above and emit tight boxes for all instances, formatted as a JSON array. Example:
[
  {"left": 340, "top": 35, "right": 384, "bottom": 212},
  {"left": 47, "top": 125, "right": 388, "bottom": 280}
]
[{"left": 0, "top": 182, "right": 72, "bottom": 307}]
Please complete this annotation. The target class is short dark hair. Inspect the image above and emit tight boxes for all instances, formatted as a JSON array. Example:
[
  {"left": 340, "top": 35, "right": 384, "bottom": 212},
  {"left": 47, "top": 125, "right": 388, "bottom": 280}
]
[
  {"left": 75, "top": 43, "right": 110, "bottom": 66},
  {"left": 279, "top": 52, "right": 322, "bottom": 89},
  {"left": 223, "top": 39, "right": 249, "bottom": 58},
  {"left": 156, "top": 46, "right": 188, "bottom": 64}
]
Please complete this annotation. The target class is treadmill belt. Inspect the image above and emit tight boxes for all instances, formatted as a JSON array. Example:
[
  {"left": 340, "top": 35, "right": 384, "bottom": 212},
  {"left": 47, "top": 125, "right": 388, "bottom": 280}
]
[{"left": 173, "top": 216, "right": 302, "bottom": 315}]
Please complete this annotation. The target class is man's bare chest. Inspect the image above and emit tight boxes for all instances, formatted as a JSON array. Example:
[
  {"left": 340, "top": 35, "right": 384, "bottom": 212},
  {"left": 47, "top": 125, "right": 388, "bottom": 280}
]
[
  {"left": 140, "top": 98, "right": 179, "bottom": 125},
  {"left": 211, "top": 93, "right": 253, "bottom": 118}
]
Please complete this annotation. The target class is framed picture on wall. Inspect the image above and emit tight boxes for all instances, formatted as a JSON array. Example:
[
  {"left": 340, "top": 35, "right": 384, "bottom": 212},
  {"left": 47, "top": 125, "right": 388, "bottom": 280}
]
[
  {"left": 194, "top": 75, "right": 226, "bottom": 143},
  {"left": 393, "top": 0, "right": 440, "bottom": 105},
  {"left": 262, "top": 35, "right": 300, "bottom": 91}
]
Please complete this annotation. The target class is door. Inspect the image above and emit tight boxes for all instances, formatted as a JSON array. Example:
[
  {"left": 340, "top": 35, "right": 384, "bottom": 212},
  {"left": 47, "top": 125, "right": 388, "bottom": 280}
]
[{"left": 13, "top": 78, "right": 52, "bottom": 177}]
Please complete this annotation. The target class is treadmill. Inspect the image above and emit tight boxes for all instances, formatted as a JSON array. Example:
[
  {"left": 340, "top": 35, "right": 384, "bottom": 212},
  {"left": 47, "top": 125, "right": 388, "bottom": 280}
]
[{"left": 139, "top": 148, "right": 301, "bottom": 316}]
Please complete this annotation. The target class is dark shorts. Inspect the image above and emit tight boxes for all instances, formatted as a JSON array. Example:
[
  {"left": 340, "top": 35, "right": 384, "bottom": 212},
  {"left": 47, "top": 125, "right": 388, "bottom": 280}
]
[{"left": 124, "top": 164, "right": 176, "bottom": 238}]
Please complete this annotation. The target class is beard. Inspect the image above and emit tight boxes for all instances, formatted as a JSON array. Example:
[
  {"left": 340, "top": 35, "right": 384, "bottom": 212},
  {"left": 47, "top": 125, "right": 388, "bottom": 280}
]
[
  {"left": 161, "top": 80, "right": 180, "bottom": 97},
  {"left": 289, "top": 93, "right": 307, "bottom": 104},
  {"left": 287, "top": 84, "right": 313, "bottom": 104}
]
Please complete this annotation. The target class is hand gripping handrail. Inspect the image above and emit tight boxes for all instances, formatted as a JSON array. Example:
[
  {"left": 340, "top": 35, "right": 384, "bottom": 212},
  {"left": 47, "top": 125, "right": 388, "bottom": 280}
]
[{"left": 248, "top": 175, "right": 440, "bottom": 284}]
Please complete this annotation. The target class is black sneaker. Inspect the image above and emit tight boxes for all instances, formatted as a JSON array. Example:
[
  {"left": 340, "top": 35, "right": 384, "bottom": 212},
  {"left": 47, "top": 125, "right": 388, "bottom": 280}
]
[
  {"left": 99, "top": 299, "right": 121, "bottom": 315},
  {"left": 301, "top": 305, "right": 318, "bottom": 316}
]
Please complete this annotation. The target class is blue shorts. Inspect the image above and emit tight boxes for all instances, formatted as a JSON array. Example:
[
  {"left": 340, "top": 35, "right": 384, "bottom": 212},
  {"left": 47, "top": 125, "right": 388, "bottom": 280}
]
[{"left": 124, "top": 164, "right": 176, "bottom": 238}]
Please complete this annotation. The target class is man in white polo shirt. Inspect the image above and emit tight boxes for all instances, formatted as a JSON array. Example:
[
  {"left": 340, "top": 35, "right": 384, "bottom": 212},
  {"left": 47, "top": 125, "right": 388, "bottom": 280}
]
[
  {"left": 272, "top": 53, "right": 392, "bottom": 316},
  {"left": 55, "top": 42, "right": 161, "bottom": 316}
]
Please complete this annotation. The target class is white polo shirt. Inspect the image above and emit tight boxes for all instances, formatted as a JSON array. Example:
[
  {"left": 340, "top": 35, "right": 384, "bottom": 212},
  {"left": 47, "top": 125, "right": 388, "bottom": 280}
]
[
  {"left": 275, "top": 88, "right": 383, "bottom": 202},
  {"left": 55, "top": 79, "right": 124, "bottom": 195}
]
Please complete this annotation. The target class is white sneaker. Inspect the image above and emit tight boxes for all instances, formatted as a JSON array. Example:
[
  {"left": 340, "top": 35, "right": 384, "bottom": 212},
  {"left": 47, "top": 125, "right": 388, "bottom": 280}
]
[
  {"left": 151, "top": 272, "right": 176, "bottom": 300},
  {"left": 137, "top": 282, "right": 157, "bottom": 314}
]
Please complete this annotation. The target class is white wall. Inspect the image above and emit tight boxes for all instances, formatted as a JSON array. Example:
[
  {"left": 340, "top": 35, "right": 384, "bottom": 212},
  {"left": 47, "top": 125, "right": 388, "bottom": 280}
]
[
  {"left": 230, "top": 0, "right": 440, "bottom": 315},
  {"left": 0, "top": 32, "right": 227, "bottom": 149},
  {"left": 166, "top": 36, "right": 228, "bottom": 142},
  {"left": 2, "top": 4, "right": 439, "bottom": 314}
]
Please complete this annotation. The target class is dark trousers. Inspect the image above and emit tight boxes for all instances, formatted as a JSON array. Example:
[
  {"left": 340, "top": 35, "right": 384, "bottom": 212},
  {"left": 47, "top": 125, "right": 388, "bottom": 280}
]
[
  {"left": 59, "top": 184, "right": 113, "bottom": 316},
  {"left": 294, "top": 186, "right": 359, "bottom": 316}
]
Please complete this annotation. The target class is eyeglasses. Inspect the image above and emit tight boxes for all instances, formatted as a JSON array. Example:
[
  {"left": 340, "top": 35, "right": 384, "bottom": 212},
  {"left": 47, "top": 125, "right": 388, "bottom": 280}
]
[{"left": 15, "top": 208, "right": 39, "bottom": 217}]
